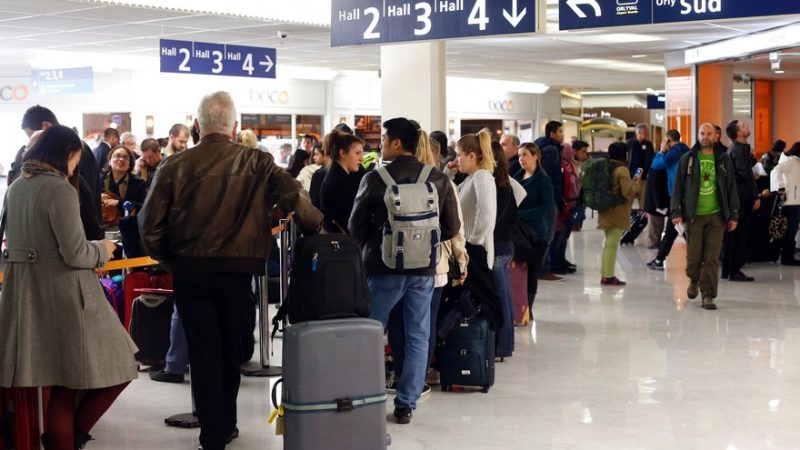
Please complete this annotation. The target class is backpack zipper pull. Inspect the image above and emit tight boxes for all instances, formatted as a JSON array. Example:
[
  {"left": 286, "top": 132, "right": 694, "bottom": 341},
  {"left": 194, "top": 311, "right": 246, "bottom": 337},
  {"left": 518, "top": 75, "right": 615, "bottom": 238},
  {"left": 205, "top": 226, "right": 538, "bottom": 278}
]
[{"left": 311, "top": 253, "right": 318, "bottom": 272}]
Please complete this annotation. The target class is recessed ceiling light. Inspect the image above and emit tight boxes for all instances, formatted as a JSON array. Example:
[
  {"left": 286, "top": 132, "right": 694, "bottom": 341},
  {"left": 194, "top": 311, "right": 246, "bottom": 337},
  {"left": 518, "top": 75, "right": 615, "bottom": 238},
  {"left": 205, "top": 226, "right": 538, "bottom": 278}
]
[{"left": 632, "top": 54, "right": 647, "bottom": 58}]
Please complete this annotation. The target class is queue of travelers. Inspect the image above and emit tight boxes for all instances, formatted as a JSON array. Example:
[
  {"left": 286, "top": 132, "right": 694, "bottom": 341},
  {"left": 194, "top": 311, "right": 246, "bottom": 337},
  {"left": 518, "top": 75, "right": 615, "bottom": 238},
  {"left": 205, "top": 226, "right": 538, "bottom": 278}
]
[{"left": 2, "top": 97, "right": 800, "bottom": 450}]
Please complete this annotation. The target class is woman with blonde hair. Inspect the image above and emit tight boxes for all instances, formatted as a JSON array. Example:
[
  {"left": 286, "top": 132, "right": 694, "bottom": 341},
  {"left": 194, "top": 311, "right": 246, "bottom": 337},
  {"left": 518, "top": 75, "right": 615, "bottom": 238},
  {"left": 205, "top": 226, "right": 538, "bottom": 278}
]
[
  {"left": 236, "top": 129, "right": 259, "bottom": 149},
  {"left": 444, "top": 129, "right": 503, "bottom": 330}
]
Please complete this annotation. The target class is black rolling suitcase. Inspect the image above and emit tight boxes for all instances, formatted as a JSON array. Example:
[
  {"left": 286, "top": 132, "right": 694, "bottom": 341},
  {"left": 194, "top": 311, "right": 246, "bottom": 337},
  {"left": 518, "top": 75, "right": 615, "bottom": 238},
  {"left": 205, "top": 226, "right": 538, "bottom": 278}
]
[
  {"left": 621, "top": 211, "right": 648, "bottom": 245},
  {"left": 437, "top": 316, "right": 495, "bottom": 393}
]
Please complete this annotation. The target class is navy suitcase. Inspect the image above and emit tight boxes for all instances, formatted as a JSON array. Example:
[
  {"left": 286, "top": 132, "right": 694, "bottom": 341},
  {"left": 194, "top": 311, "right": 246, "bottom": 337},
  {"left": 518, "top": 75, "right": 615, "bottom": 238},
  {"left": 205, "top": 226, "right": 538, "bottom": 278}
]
[
  {"left": 621, "top": 211, "right": 648, "bottom": 245},
  {"left": 438, "top": 316, "right": 495, "bottom": 393}
]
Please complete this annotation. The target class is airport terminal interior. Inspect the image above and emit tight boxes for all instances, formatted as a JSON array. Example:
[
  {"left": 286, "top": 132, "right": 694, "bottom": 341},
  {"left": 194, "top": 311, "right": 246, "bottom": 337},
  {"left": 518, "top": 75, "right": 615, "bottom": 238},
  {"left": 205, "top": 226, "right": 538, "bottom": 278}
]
[{"left": 2, "top": 0, "right": 800, "bottom": 449}]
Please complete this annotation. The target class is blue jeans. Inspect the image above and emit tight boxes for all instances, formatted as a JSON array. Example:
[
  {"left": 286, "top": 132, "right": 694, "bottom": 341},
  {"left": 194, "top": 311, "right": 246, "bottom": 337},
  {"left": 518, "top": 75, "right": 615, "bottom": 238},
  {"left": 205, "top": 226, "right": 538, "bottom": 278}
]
[
  {"left": 387, "top": 286, "right": 443, "bottom": 380},
  {"left": 368, "top": 275, "right": 434, "bottom": 410},
  {"left": 492, "top": 251, "right": 514, "bottom": 357},
  {"left": 165, "top": 304, "right": 189, "bottom": 374}
]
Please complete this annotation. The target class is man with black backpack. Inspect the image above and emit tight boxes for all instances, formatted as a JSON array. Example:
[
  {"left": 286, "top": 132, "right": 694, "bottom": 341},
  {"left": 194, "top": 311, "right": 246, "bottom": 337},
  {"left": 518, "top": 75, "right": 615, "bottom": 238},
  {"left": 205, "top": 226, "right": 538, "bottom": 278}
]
[{"left": 349, "top": 117, "right": 460, "bottom": 425}]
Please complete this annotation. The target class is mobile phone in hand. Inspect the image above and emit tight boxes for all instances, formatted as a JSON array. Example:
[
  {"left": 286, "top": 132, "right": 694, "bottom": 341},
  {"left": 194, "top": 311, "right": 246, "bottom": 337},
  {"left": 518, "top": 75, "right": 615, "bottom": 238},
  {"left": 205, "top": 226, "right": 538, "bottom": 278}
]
[{"left": 634, "top": 168, "right": 643, "bottom": 179}]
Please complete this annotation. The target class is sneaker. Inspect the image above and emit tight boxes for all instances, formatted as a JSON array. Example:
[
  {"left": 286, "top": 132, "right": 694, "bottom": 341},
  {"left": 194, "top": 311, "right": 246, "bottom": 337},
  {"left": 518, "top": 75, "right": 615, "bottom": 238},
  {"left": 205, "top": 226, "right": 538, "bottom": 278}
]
[
  {"left": 538, "top": 273, "right": 564, "bottom": 282},
  {"left": 646, "top": 259, "right": 664, "bottom": 270},
  {"left": 393, "top": 407, "right": 412, "bottom": 424},
  {"left": 687, "top": 282, "right": 699, "bottom": 300},
  {"left": 149, "top": 370, "right": 184, "bottom": 383},
  {"left": 601, "top": 277, "right": 627, "bottom": 286},
  {"left": 386, "top": 377, "right": 398, "bottom": 394},
  {"left": 426, "top": 368, "right": 440, "bottom": 386},
  {"left": 420, "top": 384, "right": 431, "bottom": 398}
]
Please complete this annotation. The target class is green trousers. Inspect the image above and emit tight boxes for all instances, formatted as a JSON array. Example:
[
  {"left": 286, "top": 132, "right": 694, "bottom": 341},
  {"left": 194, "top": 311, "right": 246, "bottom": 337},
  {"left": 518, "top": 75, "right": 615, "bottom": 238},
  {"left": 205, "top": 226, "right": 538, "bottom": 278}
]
[{"left": 602, "top": 228, "right": 623, "bottom": 278}]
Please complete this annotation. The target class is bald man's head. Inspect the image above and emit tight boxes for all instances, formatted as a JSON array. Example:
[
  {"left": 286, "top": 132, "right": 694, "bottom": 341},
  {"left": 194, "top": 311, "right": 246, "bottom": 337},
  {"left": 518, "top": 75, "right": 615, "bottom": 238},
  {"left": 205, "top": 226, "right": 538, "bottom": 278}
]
[{"left": 699, "top": 123, "right": 715, "bottom": 150}]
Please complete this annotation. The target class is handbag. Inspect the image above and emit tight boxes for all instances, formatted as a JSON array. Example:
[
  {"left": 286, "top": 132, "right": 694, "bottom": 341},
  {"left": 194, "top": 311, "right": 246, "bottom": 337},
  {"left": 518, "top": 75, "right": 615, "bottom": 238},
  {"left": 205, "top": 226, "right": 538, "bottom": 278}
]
[
  {"left": 769, "top": 196, "right": 788, "bottom": 242},
  {"left": 510, "top": 219, "right": 544, "bottom": 262},
  {"left": 101, "top": 190, "right": 122, "bottom": 227}
]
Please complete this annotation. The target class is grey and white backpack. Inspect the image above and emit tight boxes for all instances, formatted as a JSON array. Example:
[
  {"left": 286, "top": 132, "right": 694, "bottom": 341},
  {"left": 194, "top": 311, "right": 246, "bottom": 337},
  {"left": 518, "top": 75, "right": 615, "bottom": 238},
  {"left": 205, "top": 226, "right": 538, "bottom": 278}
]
[{"left": 376, "top": 165, "right": 441, "bottom": 270}]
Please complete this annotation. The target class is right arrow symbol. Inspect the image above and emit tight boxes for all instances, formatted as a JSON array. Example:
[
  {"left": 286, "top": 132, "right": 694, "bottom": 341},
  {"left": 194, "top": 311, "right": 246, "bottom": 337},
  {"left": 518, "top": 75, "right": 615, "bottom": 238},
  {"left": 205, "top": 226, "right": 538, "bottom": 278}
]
[
  {"left": 566, "top": 0, "right": 602, "bottom": 18},
  {"left": 503, "top": 0, "right": 527, "bottom": 28}
]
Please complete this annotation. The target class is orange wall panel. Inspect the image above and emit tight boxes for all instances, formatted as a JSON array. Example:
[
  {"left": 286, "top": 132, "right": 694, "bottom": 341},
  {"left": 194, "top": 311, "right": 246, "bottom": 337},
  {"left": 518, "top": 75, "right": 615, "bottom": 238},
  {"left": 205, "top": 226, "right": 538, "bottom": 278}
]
[
  {"left": 666, "top": 68, "right": 694, "bottom": 142},
  {"left": 697, "top": 64, "right": 725, "bottom": 127},
  {"left": 774, "top": 80, "right": 800, "bottom": 148},
  {"left": 753, "top": 80, "right": 772, "bottom": 157}
]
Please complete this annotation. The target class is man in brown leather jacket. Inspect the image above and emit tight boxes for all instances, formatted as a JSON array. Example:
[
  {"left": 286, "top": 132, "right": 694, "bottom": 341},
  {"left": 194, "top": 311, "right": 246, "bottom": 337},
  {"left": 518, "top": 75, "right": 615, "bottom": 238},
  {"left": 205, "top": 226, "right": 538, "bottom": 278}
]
[{"left": 138, "top": 91, "right": 322, "bottom": 450}]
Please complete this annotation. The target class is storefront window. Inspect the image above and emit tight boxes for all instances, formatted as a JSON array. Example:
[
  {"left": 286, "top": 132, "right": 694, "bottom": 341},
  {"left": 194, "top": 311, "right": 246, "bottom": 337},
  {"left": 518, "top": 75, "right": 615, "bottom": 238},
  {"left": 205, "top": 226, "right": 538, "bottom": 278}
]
[
  {"left": 460, "top": 120, "right": 502, "bottom": 138},
  {"left": 354, "top": 115, "right": 382, "bottom": 151},
  {"left": 241, "top": 114, "right": 292, "bottom": 141},
  {"left": 296, "top": 115, "right": 323, "bottom": 142},
  {"left": 82, "top": 112, "right": 131, "bottom": 145}
]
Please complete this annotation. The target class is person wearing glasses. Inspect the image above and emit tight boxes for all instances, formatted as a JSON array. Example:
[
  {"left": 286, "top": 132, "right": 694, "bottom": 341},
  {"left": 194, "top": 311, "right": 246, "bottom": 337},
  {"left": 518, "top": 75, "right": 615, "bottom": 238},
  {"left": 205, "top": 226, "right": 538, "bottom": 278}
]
[{"left": 100, "top": 146, "right": 147, "bottom": 227}]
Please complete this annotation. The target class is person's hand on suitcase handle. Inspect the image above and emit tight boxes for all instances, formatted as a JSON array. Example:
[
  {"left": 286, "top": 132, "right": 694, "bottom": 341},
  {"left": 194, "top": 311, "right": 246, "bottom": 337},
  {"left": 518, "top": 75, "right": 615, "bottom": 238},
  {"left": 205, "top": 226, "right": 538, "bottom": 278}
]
[{"left": 102, "top": 239, "right": 117, "bottom": 258}]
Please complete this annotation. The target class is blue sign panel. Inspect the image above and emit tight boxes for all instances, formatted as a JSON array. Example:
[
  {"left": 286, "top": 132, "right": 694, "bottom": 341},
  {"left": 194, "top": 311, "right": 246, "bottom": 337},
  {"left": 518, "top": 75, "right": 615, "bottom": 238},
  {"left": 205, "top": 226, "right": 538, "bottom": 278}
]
[
  {"left": 653, "top": 0, "right": 800, "bottom": 24},
  {"left": 647, "top": 94, "right": 665, "bottom": 109},
  {"left": 159, "top": 39, "right": 276, "bottom": 79},
  {"left": 331, "top": 0, "right": 536, "bottom": 47},
  {"left": 31, "top": 67, "right": 93, "bottom": 95},
  {"left": 560, "top": 0, "right": 800, "bottom": 31}
]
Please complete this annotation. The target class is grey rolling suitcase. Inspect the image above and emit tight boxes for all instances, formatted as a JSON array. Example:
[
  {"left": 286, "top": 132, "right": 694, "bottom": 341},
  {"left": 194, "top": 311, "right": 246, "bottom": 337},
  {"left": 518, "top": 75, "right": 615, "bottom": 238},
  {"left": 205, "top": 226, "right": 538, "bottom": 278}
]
[{"left": 276, "top": 318, "right": 389, "bottom": 450}]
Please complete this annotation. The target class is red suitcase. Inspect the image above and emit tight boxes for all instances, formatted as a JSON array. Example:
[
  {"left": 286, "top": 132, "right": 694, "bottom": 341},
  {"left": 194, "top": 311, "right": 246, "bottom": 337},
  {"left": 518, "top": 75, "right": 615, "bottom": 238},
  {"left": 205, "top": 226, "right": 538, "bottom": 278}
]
[
  {"left": 123, "top": 271, "right": 172, "bottom": 331},
  {"left": 0, "top": 387, "right": 50, "bottom": 450},
  {"left": 510, "top": 260, "right": 529, "bottom": 326}
]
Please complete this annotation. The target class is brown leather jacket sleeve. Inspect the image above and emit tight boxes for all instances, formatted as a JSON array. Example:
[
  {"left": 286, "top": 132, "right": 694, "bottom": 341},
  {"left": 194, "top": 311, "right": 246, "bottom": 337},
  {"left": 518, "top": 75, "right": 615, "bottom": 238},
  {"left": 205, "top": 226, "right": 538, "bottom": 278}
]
[
  {"left": 265, "top": 162, "right": 323, "bottom": 235},
  {"left": 137, "top": 166, "right": 171, "bottom": 261}
]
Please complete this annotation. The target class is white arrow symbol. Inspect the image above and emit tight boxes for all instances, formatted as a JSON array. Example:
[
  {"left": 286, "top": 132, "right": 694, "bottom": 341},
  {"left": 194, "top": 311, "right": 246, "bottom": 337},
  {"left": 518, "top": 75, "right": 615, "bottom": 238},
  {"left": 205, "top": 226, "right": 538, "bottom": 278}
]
[
  {"left": 503, "top": 0, "right": 527, "bottom": 28},
  {"left": 259, "top": 54, "right": 274, "bottom": 73},
  {"left": 566, "top": 0, "right": 602, "bottom": 18}
]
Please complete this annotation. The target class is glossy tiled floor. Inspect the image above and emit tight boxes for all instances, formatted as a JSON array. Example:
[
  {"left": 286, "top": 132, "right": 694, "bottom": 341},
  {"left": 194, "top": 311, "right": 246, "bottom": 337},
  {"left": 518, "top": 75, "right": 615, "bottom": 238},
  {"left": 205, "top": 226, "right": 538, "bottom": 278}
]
[{"left": 94, "top": 227, "right": 800, "bottom": 449}]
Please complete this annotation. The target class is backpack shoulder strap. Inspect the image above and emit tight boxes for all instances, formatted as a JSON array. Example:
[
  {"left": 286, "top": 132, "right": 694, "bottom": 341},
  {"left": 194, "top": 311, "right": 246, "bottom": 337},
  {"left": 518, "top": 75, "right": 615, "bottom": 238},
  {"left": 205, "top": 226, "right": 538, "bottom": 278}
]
[
  {"left": 416, "top": 165, "right": 433, "bottom": 184},
  {"left": 375, "top": 166, "right": 395, "bottom": 187}
]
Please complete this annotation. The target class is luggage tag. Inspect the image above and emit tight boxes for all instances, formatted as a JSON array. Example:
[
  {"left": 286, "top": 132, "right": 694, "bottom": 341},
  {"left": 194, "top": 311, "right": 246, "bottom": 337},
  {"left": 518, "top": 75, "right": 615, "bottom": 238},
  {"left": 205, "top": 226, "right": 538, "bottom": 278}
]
[{"left": 268, "top": 406, "right": 285, "bottom": 436}]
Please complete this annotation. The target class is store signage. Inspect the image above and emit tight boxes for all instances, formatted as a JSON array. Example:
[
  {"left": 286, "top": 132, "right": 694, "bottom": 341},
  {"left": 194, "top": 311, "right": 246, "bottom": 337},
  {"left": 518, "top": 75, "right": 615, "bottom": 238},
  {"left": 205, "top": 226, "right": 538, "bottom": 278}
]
[
  {"left": 31, "top": 67, "right": 93, "bottom": 95},
  {"left": 331, "top": 0, "right": 536, "bottom": 47},
  {"left": 0, "top": 84, "right": 29, "bottom": 102},
  {"left": 559, "top": 0, "right": 800, "bottom": 31},
  {"left": 160, "top": 39, "right": 276, "bottom": 79},
  {"left": 489, "top": 99, "right": 514, "bottom": 112},
  {"left": 249, "top": 87, "right": 290, "bottom": 105}
]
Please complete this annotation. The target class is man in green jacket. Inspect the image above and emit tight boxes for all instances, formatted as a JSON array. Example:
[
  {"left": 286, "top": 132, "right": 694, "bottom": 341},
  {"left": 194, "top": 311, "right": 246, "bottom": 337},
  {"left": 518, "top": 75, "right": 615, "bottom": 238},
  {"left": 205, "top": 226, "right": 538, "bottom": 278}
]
[{"left": 671, "top": 123, "right": 740, "bottom": 310}]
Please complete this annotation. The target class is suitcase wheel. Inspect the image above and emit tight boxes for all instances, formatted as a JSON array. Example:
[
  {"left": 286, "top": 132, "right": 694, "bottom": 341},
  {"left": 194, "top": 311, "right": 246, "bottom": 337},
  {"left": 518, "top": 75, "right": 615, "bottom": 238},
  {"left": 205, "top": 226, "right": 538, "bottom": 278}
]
[
  {"left": 441, "top": 385, "right": 451, "bottom": 392},
  {"left": 481, "top": 386, "right": 490, "bottom": 394}
]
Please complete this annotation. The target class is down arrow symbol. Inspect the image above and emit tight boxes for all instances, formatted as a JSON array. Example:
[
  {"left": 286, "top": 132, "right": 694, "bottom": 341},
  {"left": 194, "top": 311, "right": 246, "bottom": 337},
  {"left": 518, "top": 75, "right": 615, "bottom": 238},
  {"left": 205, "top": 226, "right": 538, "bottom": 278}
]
[
  {"left": 566, "top": 0, "right": 602, "bottom": 18},
  {"left": 503, "top": 0, "right": 527, "bottom": 28}
]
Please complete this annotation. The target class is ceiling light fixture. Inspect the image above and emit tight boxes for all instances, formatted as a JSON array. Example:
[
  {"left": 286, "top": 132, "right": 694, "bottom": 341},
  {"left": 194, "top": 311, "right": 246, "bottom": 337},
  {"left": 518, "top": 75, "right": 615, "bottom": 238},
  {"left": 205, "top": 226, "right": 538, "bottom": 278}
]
[{"left": 684, "top": 22, "right": 800, "bottom": 65}]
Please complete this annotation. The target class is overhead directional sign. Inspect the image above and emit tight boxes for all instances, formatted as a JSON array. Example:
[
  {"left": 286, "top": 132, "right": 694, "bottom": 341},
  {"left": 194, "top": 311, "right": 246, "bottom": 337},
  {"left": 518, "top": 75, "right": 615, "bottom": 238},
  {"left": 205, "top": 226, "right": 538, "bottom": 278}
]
[
  {"left": 331, "top": 0, "right": 536, "bottom": 47},
  {"left": 31, "top": 67, "right": 93, "bottom": 95},
  {"left": 159, "top": 39, "right": 276, "bottom": 78},
  {"left": 560, "top": 0, "right": 800, "bottom": 31}
]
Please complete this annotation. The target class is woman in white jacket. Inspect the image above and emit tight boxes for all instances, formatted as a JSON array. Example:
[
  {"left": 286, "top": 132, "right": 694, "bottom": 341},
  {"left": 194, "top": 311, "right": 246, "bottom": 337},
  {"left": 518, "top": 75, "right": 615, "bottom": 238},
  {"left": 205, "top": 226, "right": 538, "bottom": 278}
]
[{"left": 774, "top": 142, "right": 800, "bottom": 266}]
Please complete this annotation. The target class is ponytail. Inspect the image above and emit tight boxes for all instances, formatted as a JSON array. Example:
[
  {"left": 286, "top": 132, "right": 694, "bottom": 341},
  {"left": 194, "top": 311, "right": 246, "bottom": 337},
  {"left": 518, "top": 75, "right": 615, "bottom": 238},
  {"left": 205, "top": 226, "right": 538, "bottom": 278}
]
[
  {"left": 416, "top": 129, "right": 436, "bottom": 166},
  {"left": 476, "top": 129, "right": 495, "bottom": 173}
]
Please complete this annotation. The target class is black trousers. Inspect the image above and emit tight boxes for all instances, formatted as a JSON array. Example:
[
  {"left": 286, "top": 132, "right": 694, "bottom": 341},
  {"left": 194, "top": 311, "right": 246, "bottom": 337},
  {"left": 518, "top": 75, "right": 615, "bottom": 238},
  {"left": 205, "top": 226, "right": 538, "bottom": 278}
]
[
  {"left": 173, "top": 271, "right": 253, "bottom": 450},
  {"left": 656, "top": 219, "right": 679, "bottom": 262},
  {"left": 723, "top": 198, "right": 753, "bottom": 275}
]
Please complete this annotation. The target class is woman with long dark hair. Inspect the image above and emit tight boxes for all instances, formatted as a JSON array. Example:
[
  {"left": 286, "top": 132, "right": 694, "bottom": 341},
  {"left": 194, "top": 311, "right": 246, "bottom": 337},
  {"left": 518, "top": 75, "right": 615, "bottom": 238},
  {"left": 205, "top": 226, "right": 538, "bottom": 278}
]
[
  {"left": 0, "top": 125, "right": 137, "bottom": 450},
  {"left": 491, "top": 140, "right": 518, "bottom": 359},
  {"left": 515, "top": 142, "right": 554, "bottom": 316},
  {"left": 100, "top": 145, "right": 147, "bottom": 227}
]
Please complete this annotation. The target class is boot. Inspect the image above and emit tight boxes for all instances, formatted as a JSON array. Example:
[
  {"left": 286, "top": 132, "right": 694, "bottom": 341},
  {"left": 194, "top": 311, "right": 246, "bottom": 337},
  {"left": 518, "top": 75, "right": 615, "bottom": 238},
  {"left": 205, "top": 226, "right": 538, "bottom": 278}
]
[
  {"left": 783, "top": 241, "right": 800, "bottom": 266},
  {"left": 74, "top": 429, "right": 93, "bottom": 450}
]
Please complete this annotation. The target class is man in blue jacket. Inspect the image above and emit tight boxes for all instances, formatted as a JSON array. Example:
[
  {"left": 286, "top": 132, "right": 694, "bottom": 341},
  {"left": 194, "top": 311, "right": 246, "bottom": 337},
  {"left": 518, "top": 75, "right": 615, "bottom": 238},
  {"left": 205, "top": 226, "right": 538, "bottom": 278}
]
[{"left": 646, "top": 129, "right": 690, "bottom": 270}]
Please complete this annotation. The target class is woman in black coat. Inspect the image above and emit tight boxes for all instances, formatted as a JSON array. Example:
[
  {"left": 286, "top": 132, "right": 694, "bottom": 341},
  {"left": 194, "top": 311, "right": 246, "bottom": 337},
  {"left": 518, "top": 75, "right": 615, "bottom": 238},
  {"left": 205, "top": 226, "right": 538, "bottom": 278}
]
[
  {"left": 319, "top": 131, "right": 364, "bottom": 233},
  {"left": 99, "top": 146, "right": 147, "bottom": 228}
]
